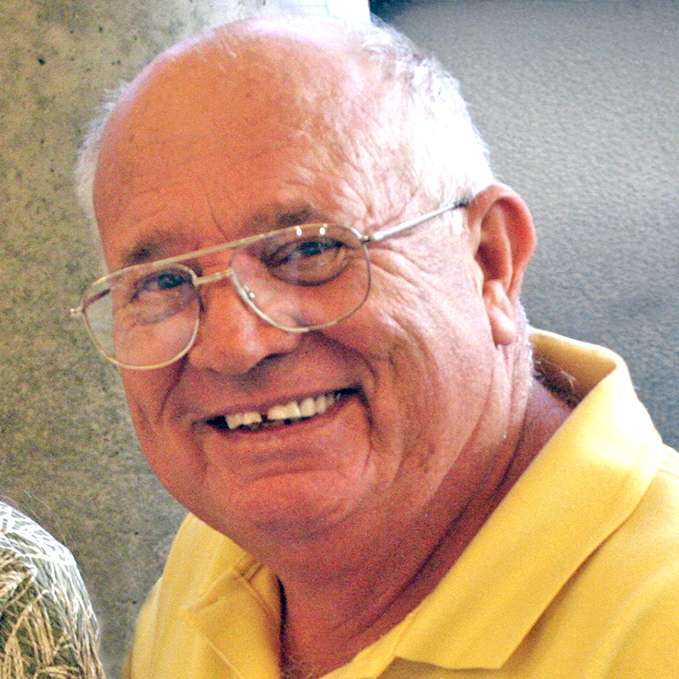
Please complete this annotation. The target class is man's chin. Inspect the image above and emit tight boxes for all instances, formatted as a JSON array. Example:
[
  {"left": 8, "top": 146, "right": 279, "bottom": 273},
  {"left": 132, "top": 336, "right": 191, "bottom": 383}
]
[{"left": 196, "top": 470, "right": 372, "bottom": 545}]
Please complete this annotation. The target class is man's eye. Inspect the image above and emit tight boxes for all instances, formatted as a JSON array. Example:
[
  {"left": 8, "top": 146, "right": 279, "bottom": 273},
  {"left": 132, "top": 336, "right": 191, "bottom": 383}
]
[
  {"left": 260, "top": 237, "right": 352, "bottom": 286},
  {"left": 265, "top": 237, "right": 344, "bottom": 266},
  {"left": 132, "top": 269, "right": 193, "bottom": 299},
  {"left": 112, "top": 268, "right": 196, "bottom": 325}
]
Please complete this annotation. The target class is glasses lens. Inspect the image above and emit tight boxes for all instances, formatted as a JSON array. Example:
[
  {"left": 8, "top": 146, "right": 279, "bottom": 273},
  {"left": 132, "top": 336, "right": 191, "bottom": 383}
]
[
  {"left": 82, "top": 264, "right": 200, "bottom": 368},
  {"left": 232, "top": 224, "right": 371, "bottom": 330}
]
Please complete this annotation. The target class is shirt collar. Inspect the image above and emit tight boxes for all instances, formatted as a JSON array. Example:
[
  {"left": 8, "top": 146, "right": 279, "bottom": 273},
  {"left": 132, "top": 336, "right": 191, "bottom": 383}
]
[{"left": 182, "top": 551, "right": 282, "bottom": 679}]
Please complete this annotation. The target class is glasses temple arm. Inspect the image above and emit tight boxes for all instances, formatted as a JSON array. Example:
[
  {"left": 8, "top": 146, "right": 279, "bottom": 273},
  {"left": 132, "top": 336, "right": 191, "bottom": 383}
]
[
  {"left": 363, "top": 200, "right": 469, "bottom": 244},
  {"left": 69, "top": 287, "right": 111, "bottom": 317}
]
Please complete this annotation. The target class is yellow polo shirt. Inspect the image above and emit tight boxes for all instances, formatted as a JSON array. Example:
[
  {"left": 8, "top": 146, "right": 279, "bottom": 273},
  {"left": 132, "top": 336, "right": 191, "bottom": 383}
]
[{"left": 124, "top": 331, "right": 679, "bottom": 678}]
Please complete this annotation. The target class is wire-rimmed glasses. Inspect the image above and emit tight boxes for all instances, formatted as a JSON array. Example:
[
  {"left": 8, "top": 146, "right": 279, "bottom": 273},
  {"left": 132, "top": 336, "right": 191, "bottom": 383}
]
[{"left": 70, "top": 201, "right": 468, "bottom": 370}]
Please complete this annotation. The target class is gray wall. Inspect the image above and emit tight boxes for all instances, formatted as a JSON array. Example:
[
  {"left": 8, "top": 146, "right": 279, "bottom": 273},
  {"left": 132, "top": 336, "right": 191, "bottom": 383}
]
[{"left": 1, "top": 0, "right": 677, "bottom": 675}]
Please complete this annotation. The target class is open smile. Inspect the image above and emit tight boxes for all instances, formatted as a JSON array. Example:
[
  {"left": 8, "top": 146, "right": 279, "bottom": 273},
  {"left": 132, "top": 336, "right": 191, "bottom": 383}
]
[{"left": 206, "top": 388, "right": 356, "bottom": 433}]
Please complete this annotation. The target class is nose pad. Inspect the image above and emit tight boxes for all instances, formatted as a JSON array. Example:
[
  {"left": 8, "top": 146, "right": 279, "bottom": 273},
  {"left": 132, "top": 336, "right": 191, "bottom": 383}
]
[{"left": 186, "top": 281, "right": 301, "bottom": 374}]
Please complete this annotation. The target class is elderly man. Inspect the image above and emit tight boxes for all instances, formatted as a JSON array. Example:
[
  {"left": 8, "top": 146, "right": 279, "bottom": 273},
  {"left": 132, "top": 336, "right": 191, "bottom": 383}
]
[{"left": 72, "top": 16, "right": 679, "bottom": 679}]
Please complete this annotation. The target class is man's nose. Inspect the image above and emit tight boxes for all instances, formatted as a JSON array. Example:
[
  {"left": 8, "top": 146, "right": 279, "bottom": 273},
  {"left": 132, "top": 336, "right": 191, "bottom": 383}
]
[{"left": 186, "top": 281, "right": 301, "bottom": 374}]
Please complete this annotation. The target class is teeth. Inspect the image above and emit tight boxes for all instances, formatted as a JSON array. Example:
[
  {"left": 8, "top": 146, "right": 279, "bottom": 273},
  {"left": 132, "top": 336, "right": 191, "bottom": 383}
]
[
  {"left": 267, "top": 401, "right": 302, "bottom": 421},
  {"left": 221, "top": 391, "right": 343, "bottom": 431},
  {"left": 226, "top": 413, "right": 243, "bottom": 430},
  {"left": 243, "top": 412, "right": 263, "bottom": 426},
  {"left": 316, "top": 392, "right": 336, "bottom": 415},
  {"left": 226, "top": 411, "right": 263, "bottom": 429},
  {"left": 315, "top": 394, "right": 328, "bottom": 414},
  {"left": 299, "top": 397, "right": 316, "bottom": 417}
]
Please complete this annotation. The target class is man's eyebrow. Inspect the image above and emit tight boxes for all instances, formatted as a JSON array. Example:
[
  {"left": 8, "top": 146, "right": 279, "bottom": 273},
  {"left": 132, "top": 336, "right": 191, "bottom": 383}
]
[
  {"left": 120, "top": 231, "right": 188, "bottom": 268},
  {"left": 273, "top": 206, "right": 329, "bottom": 228},
  {"left": 118, "top": 207, "right": 334, "bottom": 267},
  {"left": 247, "top": 205, "right": 332, "bottom": 234}
]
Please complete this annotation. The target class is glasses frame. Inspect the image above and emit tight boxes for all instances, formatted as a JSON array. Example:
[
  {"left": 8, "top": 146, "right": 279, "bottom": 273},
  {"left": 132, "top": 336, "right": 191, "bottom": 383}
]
[{"left": 70, "top": 200, "right": 468, "bottom": 370}]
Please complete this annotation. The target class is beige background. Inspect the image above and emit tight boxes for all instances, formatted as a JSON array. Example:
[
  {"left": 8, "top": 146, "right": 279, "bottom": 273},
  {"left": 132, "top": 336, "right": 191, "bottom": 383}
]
[{"left": 1, "top": 0, "right": 678, "bottom": 675}]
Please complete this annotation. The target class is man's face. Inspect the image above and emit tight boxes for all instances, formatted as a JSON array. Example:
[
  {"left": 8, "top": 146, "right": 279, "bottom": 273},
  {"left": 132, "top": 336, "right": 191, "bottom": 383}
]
[{"left": 94, "top": 32, "right": 510, "bottom": 550}]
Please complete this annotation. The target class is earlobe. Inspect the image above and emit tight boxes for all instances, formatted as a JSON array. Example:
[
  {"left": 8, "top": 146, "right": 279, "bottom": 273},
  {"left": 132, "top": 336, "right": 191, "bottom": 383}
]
[
  {"left": 466, "top": 184, "right": 535, "bottom": 346},
  {"left": 484, "top": 280, "right": 518, "bottom": 345}
]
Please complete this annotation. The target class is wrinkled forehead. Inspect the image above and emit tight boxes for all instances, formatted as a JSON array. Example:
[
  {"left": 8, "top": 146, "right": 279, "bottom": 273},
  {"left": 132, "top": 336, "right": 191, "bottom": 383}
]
[{"left": 93, "top": 21, "right": 393, "bottom": 234}]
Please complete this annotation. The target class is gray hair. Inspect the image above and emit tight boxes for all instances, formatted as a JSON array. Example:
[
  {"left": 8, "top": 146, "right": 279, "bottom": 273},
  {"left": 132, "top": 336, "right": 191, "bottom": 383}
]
[
  {"left": 353, "top": 20, "right": 494, "bottom": 207},
  {"left": 74, "top": 19, "right": 494, "bottom": 230},
  {"left": 75, "top": 81, "right": 130, "bottom": 231}
]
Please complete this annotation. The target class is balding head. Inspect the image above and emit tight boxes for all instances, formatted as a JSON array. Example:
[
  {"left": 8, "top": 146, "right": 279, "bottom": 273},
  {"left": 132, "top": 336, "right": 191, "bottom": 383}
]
[
  {"left": 77, "top": 16, "right": 493, "bottom": 241},
  {"left": 93, "top": 19, "right": 395, "bottom": 241}
]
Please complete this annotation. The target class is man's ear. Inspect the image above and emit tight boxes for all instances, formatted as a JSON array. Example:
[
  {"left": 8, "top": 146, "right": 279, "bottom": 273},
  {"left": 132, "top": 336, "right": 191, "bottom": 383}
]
[{"left": 465, "top": 184, "right": 536, "bottom": 346}]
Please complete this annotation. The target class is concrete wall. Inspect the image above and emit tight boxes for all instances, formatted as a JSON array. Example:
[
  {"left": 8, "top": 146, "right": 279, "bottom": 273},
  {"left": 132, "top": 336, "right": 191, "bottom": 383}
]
[
  {"left": 0, "top": 1, "right": 262, "bottom": 675},
  {"left": 1, "top": 0, "right": 677, "bottom": 675}
]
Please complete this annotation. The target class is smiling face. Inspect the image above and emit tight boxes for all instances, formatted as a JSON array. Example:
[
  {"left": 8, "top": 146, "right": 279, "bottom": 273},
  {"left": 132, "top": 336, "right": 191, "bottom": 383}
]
[{"left": 93, "top": 21, "right": 522, "bottom": 554}]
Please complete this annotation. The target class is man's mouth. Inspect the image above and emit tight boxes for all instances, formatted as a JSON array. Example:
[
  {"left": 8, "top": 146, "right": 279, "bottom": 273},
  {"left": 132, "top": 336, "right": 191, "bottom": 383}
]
[{"left": 206, "top": 389, "right": 355, "bottom": 433}]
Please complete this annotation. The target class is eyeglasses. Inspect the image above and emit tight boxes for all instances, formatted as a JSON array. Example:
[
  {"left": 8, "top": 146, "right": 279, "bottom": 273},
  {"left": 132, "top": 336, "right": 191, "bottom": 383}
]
[{"left": 70, "top": 201, "right": 468, "bottom": 370}]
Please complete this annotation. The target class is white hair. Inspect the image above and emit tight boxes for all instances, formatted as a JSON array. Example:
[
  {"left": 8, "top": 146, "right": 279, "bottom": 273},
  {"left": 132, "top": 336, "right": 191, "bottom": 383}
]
[
  {"left": 354, "top": 20, "right": 494, "bottom": 207},
  {"left": 75, "top": 82, "right": 130, "bottom": 230}
]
